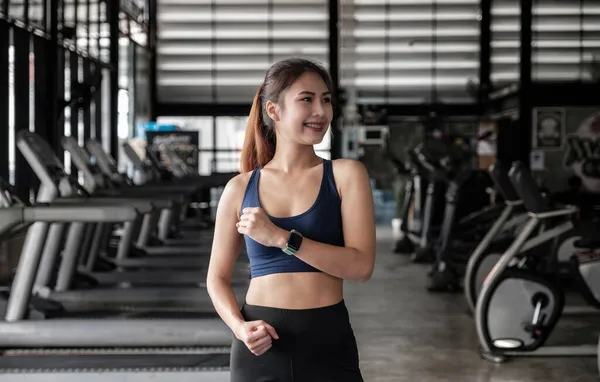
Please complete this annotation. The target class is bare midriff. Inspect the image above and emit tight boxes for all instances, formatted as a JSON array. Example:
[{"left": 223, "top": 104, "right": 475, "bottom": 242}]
[{"left": 245, "top": 272, "right": 343, "bottom": 309}]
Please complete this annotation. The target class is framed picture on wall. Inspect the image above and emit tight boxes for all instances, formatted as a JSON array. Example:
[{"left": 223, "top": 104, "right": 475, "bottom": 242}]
[{"left": 533, "top": 108, "right": 566, "bottom": 150}]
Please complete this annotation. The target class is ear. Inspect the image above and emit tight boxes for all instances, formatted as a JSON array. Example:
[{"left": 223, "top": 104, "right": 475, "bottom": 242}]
[{"left": 265, "top": 100, "right": 281, "bottom": 122}]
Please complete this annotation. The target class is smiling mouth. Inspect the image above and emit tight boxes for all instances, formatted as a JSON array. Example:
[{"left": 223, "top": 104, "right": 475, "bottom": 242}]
[{"left": 303, "top": 122, "right": 325, "bottom": 131}]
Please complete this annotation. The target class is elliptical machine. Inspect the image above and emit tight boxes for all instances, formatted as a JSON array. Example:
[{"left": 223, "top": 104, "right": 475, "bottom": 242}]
[
  {"left": 475, "top": 162, "right": 600, "bottom": 363},
  {"left": 409, "top": 146, "right": 450, "bottom": 263},
  {"left": 382, "top": 139, "right": 421, "bottom": 254},
  {"left": 425, "top": 157, "right": 488, "bottom": 291},
  {"left": 410, "top": 139, "right": 498, "bottom": 265}
]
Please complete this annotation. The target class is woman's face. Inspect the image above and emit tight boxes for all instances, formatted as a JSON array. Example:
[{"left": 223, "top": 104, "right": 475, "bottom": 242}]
[{"left": 269, "top": 71, "right": 333, "bottom": 147}]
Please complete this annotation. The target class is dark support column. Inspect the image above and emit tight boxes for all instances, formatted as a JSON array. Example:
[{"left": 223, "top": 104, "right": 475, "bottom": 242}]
[
  {"left": 23, "top": 0, "right": 30, "bottom": 24},
  {"left": 478, "top": 0, "right": 491, "bottom": 104},
  {"left": 108, "top": 0, "right": 120, "bottom": 160},
  {"left": 328, "top": 0, "right": 341, "bottom": 160},
  {"left": 83, "top": 58, "right": 91, "bottom": 143},
  {"left": 55, "top": 49, "right": 65, "bottom": 159},
  {"left": 519, "top": 0, "right": 533, "bottom": 167},
  {"left": 42, "top": 0, "right": 47, "bottom": 31},
  {"left": 148, "top": 0, "right": 158, "bottom": 120},
  {"left": 70, "top": 52, "right": 80, "bottom": 175},
  {"left": 93, "top": 63, "right": 102, "bottom": 141},
  {"left": 13, "top": 28, "right": 32, "bottom": 200},
  {"left": 47, "top": 0, "right": 59, "bottom": 152},
  {"left": 86, "top": 0, "right": 91, "bottom": 52},
  {"left": 210, "top": 0, "right": 216, "bottom": 172},
  {"left": 34, "top": 36, "right": 50, "bottom": 142},
  {"left": 0, "top": 21, "right": 9, "bottom": 181},
  {"left": 33, "top": 35, "right": 50, "bottom": 193},
  {"left": 73, "top": 0, "right": 79, "bottom": 36},
  {"left": 129, "top": 43, "right": 136, "bottom": 136}
]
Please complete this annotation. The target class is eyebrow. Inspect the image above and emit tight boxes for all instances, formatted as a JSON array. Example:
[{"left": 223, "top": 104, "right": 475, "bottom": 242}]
[{"left": 297, "top": 91, "right": 331, "bottom": 96}]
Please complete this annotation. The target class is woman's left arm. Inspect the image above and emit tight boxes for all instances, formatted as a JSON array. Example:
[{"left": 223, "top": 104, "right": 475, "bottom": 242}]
[{"left": 276, "top": 159, "right": 376, "bottom": 282}]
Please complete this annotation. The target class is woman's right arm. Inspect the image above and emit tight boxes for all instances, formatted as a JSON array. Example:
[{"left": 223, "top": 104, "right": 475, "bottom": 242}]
[{"left": 206, "top": 175, "right": 247, "bottom": 336}]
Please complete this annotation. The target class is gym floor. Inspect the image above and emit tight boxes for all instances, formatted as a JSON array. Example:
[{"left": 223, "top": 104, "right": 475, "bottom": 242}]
[{"left": 345, "top": 226, "right": 599, "bottom": 382}]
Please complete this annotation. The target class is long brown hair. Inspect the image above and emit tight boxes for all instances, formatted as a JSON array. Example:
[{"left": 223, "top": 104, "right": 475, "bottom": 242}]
[{"left": 239, "top": 58, "right": 333, "bottom": 173}]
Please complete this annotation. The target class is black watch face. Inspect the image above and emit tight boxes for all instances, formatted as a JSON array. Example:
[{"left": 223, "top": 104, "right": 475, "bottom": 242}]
[{"left": 289, "top": 232, "right": 303, "bottom": 250}]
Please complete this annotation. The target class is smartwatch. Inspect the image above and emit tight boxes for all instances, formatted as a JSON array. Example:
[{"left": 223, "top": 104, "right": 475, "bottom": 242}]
[{"left": 282, "top": 229, "right": 303, "bottom": 256}]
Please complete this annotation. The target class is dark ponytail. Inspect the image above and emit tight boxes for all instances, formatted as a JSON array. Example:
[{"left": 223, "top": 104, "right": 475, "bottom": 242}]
[{"left": 239, "top": 58, "right": 333, "bottom": 173}]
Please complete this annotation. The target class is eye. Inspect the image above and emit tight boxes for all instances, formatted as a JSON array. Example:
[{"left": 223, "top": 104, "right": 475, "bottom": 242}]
[
  {"left": 301, "top": 97, "right": 312, "bottom": 102},
  {"left": 322, "top": 97, "right": 332, "bottom": 103}
]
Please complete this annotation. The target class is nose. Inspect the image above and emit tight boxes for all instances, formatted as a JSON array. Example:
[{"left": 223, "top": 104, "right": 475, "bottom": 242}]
[{"left": 312, "top": 100, "right": 325, "bottom": 118}]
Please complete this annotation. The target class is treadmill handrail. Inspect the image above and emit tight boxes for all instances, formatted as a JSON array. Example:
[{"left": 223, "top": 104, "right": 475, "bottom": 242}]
[
  {"left": 122, "top": 141, "right": 149, "bottom": 173},
  {"left": 51, "top": 197, "right": 155, "bottom": 214},
  {"left": 23, "top": 205, "right": 139, "bottom": 223},
  {"left": 95, "top": 187, "right": 188, "bottom": 201},
  {"left": 87, "top": 196, "right": 173, "bottom": 209},
  {"left": 85, "top": 139, "right": 122, "bottom": 181},
  {"left": 0, "top": 205, "right": 138, "bottom": 236}
]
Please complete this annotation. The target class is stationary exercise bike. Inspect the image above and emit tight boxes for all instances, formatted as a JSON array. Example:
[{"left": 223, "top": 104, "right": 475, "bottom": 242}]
[
  {"left": 464, "top": 162, "right": 585, "bottom": 313},
  {"left": 463, "top": 161, "right": 529, "bottom": 311},
  {"left": 475, "top": 162, "right": 600, "bottom": 363}
]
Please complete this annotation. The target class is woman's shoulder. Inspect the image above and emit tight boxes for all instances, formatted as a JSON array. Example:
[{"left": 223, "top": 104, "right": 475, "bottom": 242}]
[
  {"left": 330, "top": 159, "right": 370, "bottom": 198},
  {"left": 216, "top": 170, "right": 258, "bottom": 218},
  {"left": 330, "top": 158, "right": 369, "bottom": 180},
  {"left": 223, "top": 170, "right": 254, "bottom": 195},
  {"left": 218, "top": 170, "right": 255, "bottom": 206}
]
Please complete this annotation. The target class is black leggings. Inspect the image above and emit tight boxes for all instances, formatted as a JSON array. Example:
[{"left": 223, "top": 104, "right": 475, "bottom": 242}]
[{"left": 230, "top": 300, "right": 363, "bottom": 382}]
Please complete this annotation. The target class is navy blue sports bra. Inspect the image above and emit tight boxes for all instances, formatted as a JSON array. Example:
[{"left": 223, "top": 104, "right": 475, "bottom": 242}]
[{"left": 240, "top": 159, "right": 345, "bottom": 278}]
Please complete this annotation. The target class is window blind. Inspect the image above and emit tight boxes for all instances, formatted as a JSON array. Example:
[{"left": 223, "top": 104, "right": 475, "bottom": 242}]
[
  {"left": 491, "top": 0, "right": 600, "bottom": 86},
  {"left": 156, "top": 0, "right": 330, "bottom": 104},
  {"left": 340, "top": 0, "right": 481, "bottom": 105}
]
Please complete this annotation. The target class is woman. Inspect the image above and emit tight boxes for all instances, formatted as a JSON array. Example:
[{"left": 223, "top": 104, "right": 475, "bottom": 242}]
[{"left": 207, "top": 58, "right": 376, "bottom": 382}]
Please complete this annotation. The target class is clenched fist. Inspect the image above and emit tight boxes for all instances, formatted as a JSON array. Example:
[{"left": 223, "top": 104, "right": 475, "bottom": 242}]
[
  {"left": 237, "top": 207, "right": 288, "bottom": 248},
  {"left": 235, "top": 320, "right": 280, "bottom": 356}
]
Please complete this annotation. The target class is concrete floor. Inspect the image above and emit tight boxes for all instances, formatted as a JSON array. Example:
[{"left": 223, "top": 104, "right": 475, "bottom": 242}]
[{"left": 344, "top": 226, "right": 600, "bottom": 382}]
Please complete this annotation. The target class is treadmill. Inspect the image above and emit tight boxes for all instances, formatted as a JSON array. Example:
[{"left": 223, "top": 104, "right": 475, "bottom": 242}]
[
  {"left": 62, "top": 136, "right": 214, "bottom": 254},
  {"left": 17, "top": 131, "right": 247, "bottom": 312},
  {"left": 0, "top": 176, "right": 248, "bottom": 290},
  {"left": 36, "top": 136, "right": 218, "bottom": 270},
  {"left": 88, "top": 138, "right": 206, "bottom": 235},
  {"left": 0, "top": 205, "right": 230, "bottom": 381},
  {"left": 92, "top": 139, "right": 236, "bottom": 244},
  {"left": 142, "top": 143, "right": 238, "bottom": 242},
  {"left": 59, "top": 137, "right": 249, "bottom": 284},
  {"left": 87, "top": 139, "right": 234, "bottom": 251}
]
